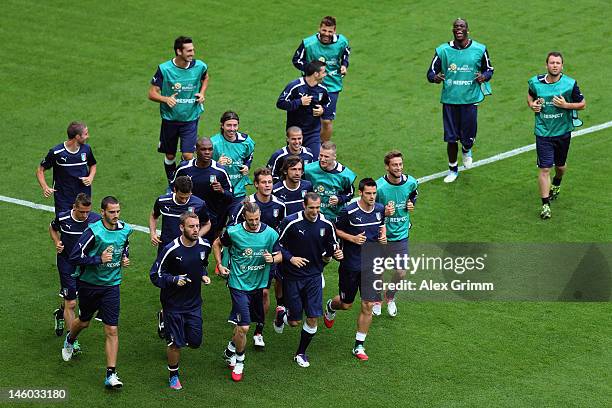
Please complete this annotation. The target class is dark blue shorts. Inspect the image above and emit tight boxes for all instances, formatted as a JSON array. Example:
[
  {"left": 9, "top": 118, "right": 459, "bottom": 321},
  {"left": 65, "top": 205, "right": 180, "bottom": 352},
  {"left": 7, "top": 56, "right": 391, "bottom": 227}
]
[
  {"left": 266, "top": 264, "right": 280, "bottom": 289},
  {"left": 302, "top": 132, "right": 321, "bottom": 160},
  {"left": 322, "top": 92, "right": 339, "bottom": 120},
  {"left": 164, "top": 309, "right": 202, "bottom": 348},
  {"left": 228, "top": 287, "right": 264, "bottom": 326},
  {"left": 442, "top": 104, "right": 478, "bottom": 148},
  {"left": 158, "top": 119, "right": 198, "bottom": 155},
  {"left": 283, "top": 275, "right": 323, "bottom": 321},
  {"left": 536, "top": 133, "right": 571, "bottom": 168},
  {"left": 338, "top": 265, "right": 381, "bottom": 304},
  {"left": 57, "top": 255, "right": 78, "bottom": 301},
  {"left": 54, "top": 188, "right": 90, "bottom": 215},
  {"left": 78, "top": 282, "right": 120, "bottom": 326},
  {"left": 384, "top": 238, "right": 409, "bottom": 259}
]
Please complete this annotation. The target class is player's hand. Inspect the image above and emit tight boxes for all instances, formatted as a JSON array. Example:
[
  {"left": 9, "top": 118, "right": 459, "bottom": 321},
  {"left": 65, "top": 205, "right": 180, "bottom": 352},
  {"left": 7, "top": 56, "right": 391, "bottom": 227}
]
[
  {"left": 333, "top": 248, "right": 344, "bottom": 260},
  {"left": 195, "top": 93, "right": 205, "bottom": 104},
  {"left": 406, "top": 201, "right": 415, "bottom": 212},
  {"left": 378, "top": 234, "right": 387, "bottom": 245},
  {"left": 121, "top": 256, "right": 130, "bottom": 267},
  {"left": 475, "top": 72, "right": 486, "bottom": 84},
  {"left": 79, "top": 175, "right": 94, "bottom": 186},
  {"left": 263, "top": 250, "right": 273, "bottom": 264},
  {"left": 531, "top": 98, "right": 544, "bottom": 113},
  {"left": 150, "top": 234, "right": 161, "bottom": 246},
  {"left": 55, "top": 241, "right": 65, "bottom": 253},
  {"left": 433, "top": 73, "right": 445, "bottom": 83},
  {"left": 217, "top": 264, "right": 230, "bottom": 278},
  {"left": 176, "top": 274, "right": 191, "bottom": 287},
  {"left": 239, "top": 165, "right": 249, "bottom": 175},
  {"left": 353, "top": 231, "right": 367, "bottom": 245},
  {"left": 290, "top": 256, "right": 309, "bottom": 268},
  {"left": 42, "top": 185, "right": 56, "bottom": 198},
  {"left": 165, "top": 93, "right": 178, "bottom": 108},
  {"left": 552, "top": 95, "right": 567, "bottom": 109},
  {"left": 385, "top": 202, "right": 395, "bottom": 216},
  {"left": 328, "top": 195, "right": 339, "bottom": 206},
  {"left": 218, "top": 155, "right": 231, "bottom": 166},
  {"left": 301, "top": 95, "right": 313, "bottom": 106},
  {"left": 101, "top": 246, "right": 114, "bottom": 263},
  {"left": 211, "top": 180, "right": 224, "bottom": 193},
  {"left": 312, "top": 105, "right": 324, "bottom": 117},
  {"left": 340, "top": 65, "right": 347, "bottom": 76},
  {"left": 202, "top": 275, "right": 211, "bottom": 285}
]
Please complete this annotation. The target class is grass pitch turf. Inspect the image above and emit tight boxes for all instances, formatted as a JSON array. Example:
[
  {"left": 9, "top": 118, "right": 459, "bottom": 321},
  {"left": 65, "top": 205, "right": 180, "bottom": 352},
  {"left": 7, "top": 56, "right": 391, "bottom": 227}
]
[{"left": 1, "top": 1, "right": 611, "bottom": 406}]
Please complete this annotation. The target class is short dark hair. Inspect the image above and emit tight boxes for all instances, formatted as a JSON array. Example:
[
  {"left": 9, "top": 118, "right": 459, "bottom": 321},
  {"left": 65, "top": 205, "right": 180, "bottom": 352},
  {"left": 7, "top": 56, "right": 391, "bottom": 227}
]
[
  {"left": 174, "top": 176, "right": 193, "bottom": 194},
  {"left": 546, "top": 51, "right": 563, "bottom": 63},
  {"left": 304, "top": 192, "right": 321, "bottom": 205},
  {"left": 180, "top": 211, "right": 199, "bottom": 226},
  {"left": 305, "top": 60, "right": 326, "bottom": 76},
  {"left": 243, "top": 201, "right": 260, "bottom": 215},
  {"left": 320, "top": 141, "right": 336, "bottom": 153},
  {"left": 67, "top": 121, "right": 87, "bottom": 139},
  {"left": 320, "top": 16, "right": 336, "bottom": 27},
  {"left": 384, "top": 150, "right": 403, "bottom": 166},
  {"left": 74, "top": 193, "right": 92, "bottom": 207},
  {"left": 282, "top": 155, "right": 303, "bottom": 179},
  {"left": 358, "top": 178, "right": 377, "bottom": 192},
  {"left": 453, "top": 18, "right": 468, "bottom": 29},
  {"left": 174, "top": 36, "right": 193, "bottom": 55},
  {"left": 101, "top": 196, "right": 119, "bottom": 210},
  {"left": 253, "top": 167, "right": 272, "bottom": 183}
]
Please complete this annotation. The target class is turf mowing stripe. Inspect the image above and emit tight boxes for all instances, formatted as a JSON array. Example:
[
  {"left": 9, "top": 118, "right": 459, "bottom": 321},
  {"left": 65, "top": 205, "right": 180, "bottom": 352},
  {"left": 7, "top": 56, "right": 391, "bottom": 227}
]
[
  {"left": 2, "top": 120, "right": 611, "bottom": 230},
  {"left": 416, "top": 120, "right": 612, "bottom": 184}
]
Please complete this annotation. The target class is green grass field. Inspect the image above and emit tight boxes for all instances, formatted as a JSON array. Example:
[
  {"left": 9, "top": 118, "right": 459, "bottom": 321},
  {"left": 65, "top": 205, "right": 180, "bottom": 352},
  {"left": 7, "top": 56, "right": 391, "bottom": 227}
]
[{"left": 1, "top": 0, "right": 611, "bottom": 406}]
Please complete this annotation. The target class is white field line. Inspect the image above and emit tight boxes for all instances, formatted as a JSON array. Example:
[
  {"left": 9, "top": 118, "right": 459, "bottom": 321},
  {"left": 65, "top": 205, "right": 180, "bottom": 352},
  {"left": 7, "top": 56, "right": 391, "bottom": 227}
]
[{"left": 2, "top": 121, "right": 611, "bottom": 233}]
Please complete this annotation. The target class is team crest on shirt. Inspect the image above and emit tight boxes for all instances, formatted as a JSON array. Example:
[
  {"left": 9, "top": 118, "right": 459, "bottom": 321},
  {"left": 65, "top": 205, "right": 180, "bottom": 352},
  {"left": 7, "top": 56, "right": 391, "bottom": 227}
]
[
  {"left": 449, "top": 63, "right": 457, "bottom": 72},
  {"left": 376, "top": 212, "right": 382, "bottom": 221},
  {"left": 200, "top": 251, "right": 206, "bottom": 260},
  {"left": 188, "top": 206, "right": 195, "bottom": 213},
  {"left": 209, "top": 175, "right": 217, "bottom": 183},
  {"left": 320, "top": 228, "right": 325, "bottom": 237},
  {"left": 81, "top": 153, "right": 87, "bottom": 161},
  {"left": 273, "top": 208, "right": 279, "bottom": 218},
  {"left": 301, "top": 190, "right": 307, "bottom": 197},
  {"left": 316, "top": 185, "right": 325, "bottom": 193},
  {"left": 173, "top": 83, "right": 182, "bottom": 91},
  {"left": 243, "top": 248, "right": 253, "bottom": 257}
]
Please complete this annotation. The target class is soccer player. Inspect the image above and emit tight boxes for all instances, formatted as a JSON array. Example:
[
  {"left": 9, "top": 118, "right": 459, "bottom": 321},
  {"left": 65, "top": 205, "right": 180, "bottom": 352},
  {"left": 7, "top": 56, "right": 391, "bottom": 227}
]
[
  {"left": 304, "top": 141, "right": 355, "bottom": 221},
  {"left": 374, "top": 151, "right": 418, "bottom": 316},
  {"left": 37, "top": 121, "right": 97, "bottom": 214},
  {"left": 213, "top": 202, "right": 281, "bottom": 382},
  {"left": 148, "top": 36, "right": 209, "bottom": 184},
  {"left": 150, "top": 212, "right": 212, "bottom": 390},
  {"left": 292, "top": 16, "right": 351, "bottom": 143},
  {"left": 273, "top": 155, "right": 313, "bottom": 216},
  {"left": 211, "top": 111, "right": 255, "bottom": 217},
  {"left": 231, "top": 168, "right": 286, "bottom": 346},
  {"left": 277, "top": 60, "right": 330, "bottom": 159},
  {"left": 49, "top": 193, "right": 101, "bottom": 340},
  {"left": 527, "top": 52, "right": 586, "bottom": 219},
  {"left": 427, "top": 18, "right": 494, "bottom": 183},
  {"left": 267, "top": 126, "right": 315, "bottom": 183},
  {"left": 63, "top": 196, "right": 133, "bottom": 389},
  {"left": 273, "top": 193, "right": 343, "bottom": 368},
  {"left": 149, "top": 175, "right": 211, "bottom": 338},
  {"left": 323, "top": 178, "right": 386, "bottom": 360},
  {"left": 172, "top": 137, "right": 233, "bottom": 241}
]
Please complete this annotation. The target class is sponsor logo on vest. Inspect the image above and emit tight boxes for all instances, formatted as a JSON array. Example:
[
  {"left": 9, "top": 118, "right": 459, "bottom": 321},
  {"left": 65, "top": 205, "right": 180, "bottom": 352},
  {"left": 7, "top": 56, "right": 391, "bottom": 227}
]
[
  {"left": 176, "top": 98, "right": 196, "bottom": 104},
  {"left": 541, "top": 112, "right": 564, "bottom": 119},
  {"left": 173, "top": 83, "right": 182, "bottom": 91},
  {"left": 243, "top": 248, "right": 254, "bottom": 256}
]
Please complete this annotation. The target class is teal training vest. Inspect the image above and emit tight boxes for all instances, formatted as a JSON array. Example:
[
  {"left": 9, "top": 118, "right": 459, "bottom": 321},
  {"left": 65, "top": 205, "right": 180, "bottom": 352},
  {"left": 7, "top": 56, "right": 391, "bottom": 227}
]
[
  {"left": 303, "top": 34, "right": 349, "bottom": 93},
  {"left": 159, "top": 59, "right": 207, "bottom": 122},
  {"left": 528, "top": 74, "right": 578, "bottom": 137}
]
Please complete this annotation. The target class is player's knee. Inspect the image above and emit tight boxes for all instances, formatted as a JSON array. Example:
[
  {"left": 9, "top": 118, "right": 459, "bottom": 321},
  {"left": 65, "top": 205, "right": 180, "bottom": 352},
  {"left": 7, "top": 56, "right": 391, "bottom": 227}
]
[
  {"left": 396, "top": 270, "right": 407, "bottom": 280},
  {"left": 322, "top": 120, "right": 333, "bottom": 128},
  {"left": 362, "top": 301, "right": 374, "bottom": 313},
  {"left": 165, "top": 153, "right": 176, "bottom": 161},
  {"left": 187, "top": 339, "right": 202, "bottom": 349},
  {"left": 539, "top": 167, "right": 551, "bottom": 175},
  {"left": 288, "top": 320, "right": 300, "bottom": 327},
  {"left": 182, "top": 152, "right": 193, "bottom": 161},
  {"left": 236, "top": 325, "right": 250, "bottom": 336},
  {"left": 104, "top": 325, "right": 118, "bottom": 337},
  {"left": 339, "top": 302, "right": 352, "bottom": 310},
  {"left": 305, "top": 317, "right": 318, "bottom": 328}
]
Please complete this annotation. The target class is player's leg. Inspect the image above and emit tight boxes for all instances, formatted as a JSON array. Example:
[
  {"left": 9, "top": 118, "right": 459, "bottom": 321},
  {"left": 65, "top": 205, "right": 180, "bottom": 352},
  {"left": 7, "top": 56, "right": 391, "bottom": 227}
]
[
  {"left": 178, "top": 119, "right": 198, "bottom": 162},
  {"left": 58, "top": 256, "right": 78, "bottom": 335},
  {"left": 164, "top": 311, "right": 185, "bottom": 390},
  {"left": 353, "top": 300, "right": 375, "bottom": 360},
  {"left": 253, "top": 286, "right": 266, "bottom": 348},
  {"left": 442, "top": 104, "right": 460, "bottom": 183},
  {"left": 274, "top": 278, "right": 302, "bottom": 333},
  {"left": 101, "top": 285, "right": 122, "bottom": 389},
  {"left": 324, "top": 265, "right": 357, "bottom": 328},
  {"left": 295, "top": 276, "right": 322, "bottom": 367},
  {"left": 459, "top": 104, "right": 478, "bottom": 169},
  {"left": 320, "top": 92, "right": 338, "bottom": 142},
  {"left": 536, "top": 136, "right": 554, "bottom": 219},
  {"left": 62, "top": 283, "right": 97, "bottom": 361},
  {"left": 159, "top": 119, "right": 180, "bottom": 186},
  {"left": 302, "top": 132, "right": 321, "bottom": 160},
  {"left": 385, "top": 239, "right": 408, "bottom": 316},
  {"left": 550, "top": 134, "right": 571, "bottom": 200}
]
